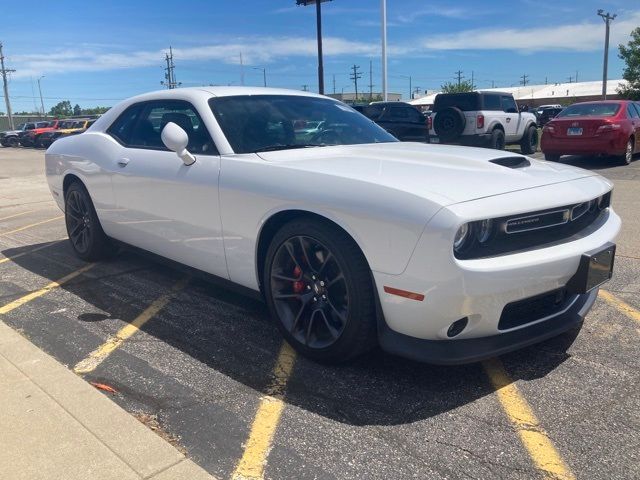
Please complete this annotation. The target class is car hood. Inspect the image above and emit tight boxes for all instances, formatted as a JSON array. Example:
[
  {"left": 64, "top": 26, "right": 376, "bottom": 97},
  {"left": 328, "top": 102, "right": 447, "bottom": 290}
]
[{"left": 256, "top": 142, "right": 600, "bottom": 205}]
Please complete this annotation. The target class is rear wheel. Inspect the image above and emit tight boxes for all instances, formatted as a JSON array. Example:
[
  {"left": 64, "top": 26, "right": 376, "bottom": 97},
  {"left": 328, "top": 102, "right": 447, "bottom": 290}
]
[
  {"left": 490, "top": 129, "right": 505, "bottom": 150},
  {"left": 64, "top": 182, "right": 114, "bottom": 261},
  {"left": 519, "top": 125, "right": 538, "bottom": 154},
  {"left": 544, "top": 153, "right": 561, "bottom": 162},
  {"left": 263, "top": 218, "right": 376, "bottom": 363},
  {"left": 619, "top": 138, "right": 633, "bottom": 165}
]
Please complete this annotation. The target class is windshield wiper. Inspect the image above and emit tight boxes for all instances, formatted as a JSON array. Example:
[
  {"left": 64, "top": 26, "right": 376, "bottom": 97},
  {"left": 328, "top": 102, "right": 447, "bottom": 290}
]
[{"left": 253, "top": 144, "right": 325, "bottom": 152}]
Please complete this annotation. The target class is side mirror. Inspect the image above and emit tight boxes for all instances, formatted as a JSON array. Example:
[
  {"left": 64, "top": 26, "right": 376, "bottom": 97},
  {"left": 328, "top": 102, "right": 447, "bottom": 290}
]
[{"left": 161, "top": 122, "right": 195, "bottom": 165}]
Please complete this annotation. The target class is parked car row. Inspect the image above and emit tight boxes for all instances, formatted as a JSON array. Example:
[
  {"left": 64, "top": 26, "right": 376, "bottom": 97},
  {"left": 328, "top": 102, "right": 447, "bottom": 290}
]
[{"left": 0, "top": 118, "right": 95, "bottom": 148}]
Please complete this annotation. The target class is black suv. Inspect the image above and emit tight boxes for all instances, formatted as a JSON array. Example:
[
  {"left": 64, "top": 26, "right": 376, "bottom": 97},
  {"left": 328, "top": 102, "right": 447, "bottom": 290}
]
[
  {"left": 356, "top": 102, "right": 429, "bottom": 142},
  {"left": 535, "top": 107, "right": 563, "bottom": 127}
]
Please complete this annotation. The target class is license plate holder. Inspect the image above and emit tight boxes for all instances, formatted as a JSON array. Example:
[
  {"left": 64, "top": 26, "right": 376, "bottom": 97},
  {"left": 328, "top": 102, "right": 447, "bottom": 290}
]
[
  {"left": 567, "top": 127, "right": 583, "bottom": 136},
  {"left": 566, "top": 243, "right": 616, "bottom": 294}
]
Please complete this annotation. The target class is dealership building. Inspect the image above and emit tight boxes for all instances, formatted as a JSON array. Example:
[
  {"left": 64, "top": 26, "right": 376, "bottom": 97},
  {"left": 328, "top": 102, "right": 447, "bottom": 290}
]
[{"left": 409, "top": 79, "right": 628, "bottom": 109}]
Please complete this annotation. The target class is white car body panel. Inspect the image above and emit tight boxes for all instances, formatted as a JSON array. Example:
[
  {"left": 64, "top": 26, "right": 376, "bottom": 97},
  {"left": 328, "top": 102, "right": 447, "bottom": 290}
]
[{"left": 45, "top": 87, "right": 620, "bottom": 361}]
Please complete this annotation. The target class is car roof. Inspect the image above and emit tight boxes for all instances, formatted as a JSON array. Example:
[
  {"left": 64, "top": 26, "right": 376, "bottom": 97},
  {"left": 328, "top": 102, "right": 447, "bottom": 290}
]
[{"left": 123, "top": 86, "right": 327, "bottom": 104}]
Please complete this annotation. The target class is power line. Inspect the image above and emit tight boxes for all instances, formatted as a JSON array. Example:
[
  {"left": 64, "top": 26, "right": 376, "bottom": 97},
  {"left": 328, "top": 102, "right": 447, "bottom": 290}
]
[
  {"left": 520, "top": 74, "right": 529, "bottom": 86},
  {"left": 350, "top": 64, "right": 362, "bottom": 101},
  {"left": 0, "top": 42, "right": 16, "bottom": 129}
]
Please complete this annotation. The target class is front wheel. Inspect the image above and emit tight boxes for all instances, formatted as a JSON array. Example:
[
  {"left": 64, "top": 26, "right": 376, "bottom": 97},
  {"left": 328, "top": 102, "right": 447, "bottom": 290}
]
[
  {"left": 520, "top": 126, "right": 538, "bottom": 155},
  {"left": 6, "top": 136, "right": 19, "bottom": 148},
  {"left": 263, "top": 219, "right": 377, "bottom": 363},
  {"left": 544, "top": 153, "right": 561, "bottom": 162},
  {"left": 65, "top": 182, "right": 114, "bottom": 261}
]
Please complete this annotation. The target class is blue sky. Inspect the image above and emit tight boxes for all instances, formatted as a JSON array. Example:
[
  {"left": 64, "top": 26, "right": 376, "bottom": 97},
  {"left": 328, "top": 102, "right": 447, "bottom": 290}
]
[{"left": 1, "top": 0, "right": 637, "bottom": 112}]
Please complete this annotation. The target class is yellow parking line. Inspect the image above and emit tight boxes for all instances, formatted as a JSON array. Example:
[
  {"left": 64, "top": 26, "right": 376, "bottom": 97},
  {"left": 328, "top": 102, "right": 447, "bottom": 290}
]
[
  {"left": 483, "top": 358, "right": 575, "bottom": 480},
  {"left": 232, "top": 342, "right": 297, "bottom": 480},
  {"left": 599, "top": 290, "right": 640, "bottom": 325},
  {"left": 73, "top": 276, "right": 189, "bottom": 374},
  {"left": 0, "top": 263, "right": 95, "bottom": 315},
  {"left": 0, "top": 215, "right": 63, "bottom": 237},
  {"left": 0, "top": 240, "right": 65, "bottom": 265},
  {"left": 0, "top": 209, "right": 37, "bottom": 222}
]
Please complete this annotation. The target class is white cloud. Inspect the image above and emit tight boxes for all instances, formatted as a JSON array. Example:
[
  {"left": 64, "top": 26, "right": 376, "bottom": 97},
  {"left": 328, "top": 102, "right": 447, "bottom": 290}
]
[{"left": 419, "top": 11, "right": 640, "bottom": 52}]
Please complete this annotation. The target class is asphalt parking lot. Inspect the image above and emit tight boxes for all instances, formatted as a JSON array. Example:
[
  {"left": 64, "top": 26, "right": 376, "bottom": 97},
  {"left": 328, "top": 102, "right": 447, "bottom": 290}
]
[{"left": 1, "top": 146, "right": 639, "bottom": 480}]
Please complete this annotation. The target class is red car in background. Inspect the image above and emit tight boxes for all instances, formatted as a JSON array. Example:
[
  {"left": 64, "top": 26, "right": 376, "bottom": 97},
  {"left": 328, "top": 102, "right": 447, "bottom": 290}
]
[
  {"left": 19, "top": 120, "right": 61, "bottom": 147},
  {"left": 541, "top": 100, "right": 640, "bottom": 165}
]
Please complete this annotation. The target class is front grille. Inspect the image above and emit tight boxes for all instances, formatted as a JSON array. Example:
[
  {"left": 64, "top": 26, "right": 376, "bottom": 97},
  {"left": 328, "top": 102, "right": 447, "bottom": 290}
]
[
  {"left": 498, "top": 288, "right": 576, "bottom": 330},
  {"left": 455, "top": 192, "right": 611, "bottom": 260}
]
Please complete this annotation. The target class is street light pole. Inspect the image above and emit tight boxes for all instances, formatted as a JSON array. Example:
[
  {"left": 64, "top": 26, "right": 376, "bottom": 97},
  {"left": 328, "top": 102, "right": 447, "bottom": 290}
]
[
  {"left": 597, "top": 9, "right": 617, "bottom": 100},
  {"left": 381, "top": 0, "right": 388, "bottom": 101},
  {"left": 37, "top": 75, "right": 46, "bottom": 117},
  {"left": 296, "top": 1, "right": 329, "bottom": 94}
]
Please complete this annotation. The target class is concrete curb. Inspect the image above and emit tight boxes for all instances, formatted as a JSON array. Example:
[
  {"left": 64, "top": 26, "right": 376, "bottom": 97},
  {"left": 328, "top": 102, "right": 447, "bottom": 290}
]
[{"left": 0, "top": 320, "right": 218, "bottom": 480}]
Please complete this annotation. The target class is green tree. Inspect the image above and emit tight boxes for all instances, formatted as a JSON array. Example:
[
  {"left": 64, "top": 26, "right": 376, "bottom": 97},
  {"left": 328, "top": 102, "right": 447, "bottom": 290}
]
[
  {"left": 49, "top": 100, "right": 73, "bottom": 117},
  {"left": 618, "top": 26, "right": 640, "bottom": 100},
  {"left": 440, "top": 80, "right": 475, "bottom": 93},
  {"left": 73, "top": 104, "right": 82, "bottom": 116},
  {"left": 82, "top": 106, "right": 110, "bottom": 115}
]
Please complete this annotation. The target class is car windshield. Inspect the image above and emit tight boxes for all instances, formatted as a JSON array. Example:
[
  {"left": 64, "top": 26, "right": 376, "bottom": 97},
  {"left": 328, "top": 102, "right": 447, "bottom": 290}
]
[
  {"left": 209, "top": 95, "right": 397, "bottom": 154},
  {"left": 557, "top": 103, "right": 620, "bottom": 117}
]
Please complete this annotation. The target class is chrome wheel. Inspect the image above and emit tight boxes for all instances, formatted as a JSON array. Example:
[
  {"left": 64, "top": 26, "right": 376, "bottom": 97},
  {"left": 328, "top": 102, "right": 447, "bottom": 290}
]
[
  {"left": 65, "top": 189, "right": 92, "bottom": 254},
  {"left": 270, "top": 235, "right": 348, "bottom": 349},
  {"left": 625, "top": 139, "right": 633, "bottom": 165}
]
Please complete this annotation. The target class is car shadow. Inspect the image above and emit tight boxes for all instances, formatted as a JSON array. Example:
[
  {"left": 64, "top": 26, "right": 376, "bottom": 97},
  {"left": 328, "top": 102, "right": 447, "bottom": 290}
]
[
  {"left": 2, "top": 241, "right": 581, "bottom": 427},
  {"left": 556, "top": 154, "right": 634, "bottom": 170}
]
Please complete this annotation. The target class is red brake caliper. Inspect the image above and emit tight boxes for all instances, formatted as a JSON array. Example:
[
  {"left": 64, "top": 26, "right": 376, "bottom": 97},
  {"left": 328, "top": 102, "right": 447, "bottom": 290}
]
[{"left": 292, "top": 266, "right": 304, "bottom": 293}]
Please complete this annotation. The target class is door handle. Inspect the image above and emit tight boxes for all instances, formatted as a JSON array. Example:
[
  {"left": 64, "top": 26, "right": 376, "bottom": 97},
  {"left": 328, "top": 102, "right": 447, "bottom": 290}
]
[{"left": 117, "top": 158, "right": 130, "bottom": 167}]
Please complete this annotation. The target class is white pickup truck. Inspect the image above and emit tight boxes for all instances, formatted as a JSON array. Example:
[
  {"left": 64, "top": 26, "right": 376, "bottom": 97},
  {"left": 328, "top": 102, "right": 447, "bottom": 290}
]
[{"left": 429, "top": 91, "right": 539, "bottom": 154}]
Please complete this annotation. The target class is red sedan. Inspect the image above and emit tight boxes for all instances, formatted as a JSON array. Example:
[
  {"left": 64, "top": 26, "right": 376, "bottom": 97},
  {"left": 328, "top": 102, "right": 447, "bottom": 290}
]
[{"left": 541, "top": 100, "right": 640, "bottom": 165}]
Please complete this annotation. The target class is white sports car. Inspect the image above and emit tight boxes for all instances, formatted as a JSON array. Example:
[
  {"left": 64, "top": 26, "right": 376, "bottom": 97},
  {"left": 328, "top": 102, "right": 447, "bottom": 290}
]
[{"left": 45, "top": 87, "right": 620, "bottom": 364}]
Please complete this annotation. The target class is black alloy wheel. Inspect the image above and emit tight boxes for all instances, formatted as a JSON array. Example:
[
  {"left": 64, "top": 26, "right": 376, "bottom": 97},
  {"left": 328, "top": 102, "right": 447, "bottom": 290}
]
[
  {"left": 270, "top": 235, "right": 348, "bottom": 349},
  {"left": 264, "top": 219, "right": 376, "bottom": 362},
  {"left": 64, "top": 182, "right": 113, "bottom": 261}
]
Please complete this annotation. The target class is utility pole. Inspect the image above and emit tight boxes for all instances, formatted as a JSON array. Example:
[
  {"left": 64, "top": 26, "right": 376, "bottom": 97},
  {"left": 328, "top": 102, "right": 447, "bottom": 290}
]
[
  {"left": 0, "top": 42, "right": 16, "bottom": 130},
  {"left": 253, "top": 67, "right": 267, "bottom": 87},
  {"left": 413, "top": 86, "right": 421, "bottom": 98},
  {"left": 597, "top": 9, "right": 616, "bottom": 100},
  {"left": 520, "top": 74, "right": 529, "bottom": 86},
  {"left": 37, "top": 75, "right": 45, "bottom": 117},
  {"left": 161, "top": 46, "right": 180, "bottom": 89},
  {"left": 471, "top": 71, "right": 475, "bottom": 90},
  {"left": 575, "top": 70, "right": 578, "bottom": 83},
  {"left": 368, "top": 60, "right": 373, "bottom": 101},
  {"left": 240, "top": 52, "right": 244, "bottom": 86},
  {"left": 333, "top": 74, "right": 336, "bottom": 94},
  {"left": 545, "top": 76, "right": 548, "bottom": 85},
  {"left": 491, "top": 80, "right": 495, "bottom": 88},
  {"left": 455, "top": 70, "right": 464, "bottom": 87},
  {"left": 350, "top": 64, "right": 362, "bottom": 101},
  {"left": 567, "top": 75, "right": 573, "bottom": 83}
]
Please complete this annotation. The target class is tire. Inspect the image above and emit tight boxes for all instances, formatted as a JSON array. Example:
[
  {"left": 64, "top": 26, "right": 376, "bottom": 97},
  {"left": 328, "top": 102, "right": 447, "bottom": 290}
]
[
  {"left": 6, "top": 136, "right": 19, "bottom": 148},
  {"left": 619, "top": 138, "right": 633, "bottom": 165},
  {"left": 35, "top": 138, "right": 44, "bottom": 149},
  {"left": 64, "top": 182, "right": 114, "bottom": 262},
  {"left": 519, "top": 125, "right": 538, "bottom": 155},
  {"left": 490, "top": 128, "right": 505, "bottom": 150},
  {"left": 544, "top": 153, "right": 561, "bottom": 162},
  {"left": 433, "top": 107, "right": 466, "bottom": 142},
  {"left": 263, "top": 218, "right": 377, "bottom": 363}
]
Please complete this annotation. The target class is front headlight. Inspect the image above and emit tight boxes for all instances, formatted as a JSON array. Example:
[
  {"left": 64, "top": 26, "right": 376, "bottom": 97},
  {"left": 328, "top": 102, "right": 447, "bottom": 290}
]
[
  {"left": 476, "top": 219, "right": 494, "bottom": 243},
  {"left": 453, "top": 223, "right": 472, "bottom": 252}
]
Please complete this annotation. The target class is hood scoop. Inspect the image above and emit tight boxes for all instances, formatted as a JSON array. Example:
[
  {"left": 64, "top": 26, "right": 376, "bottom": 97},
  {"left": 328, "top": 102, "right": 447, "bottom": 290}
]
[{"left": 490, "top": 156, "right": 531, "bottom": 169}]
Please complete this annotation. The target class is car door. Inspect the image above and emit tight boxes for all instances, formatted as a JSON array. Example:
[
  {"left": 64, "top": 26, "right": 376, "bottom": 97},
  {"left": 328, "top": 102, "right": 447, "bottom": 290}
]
[
  {"left": 500, "top": 95, "right": 520, "bottom": 140},
  {"left": 629, "top": 103, "right": 640, "bottom": 153},
  {"left": 108, "top": 99, "right": 227, "bottom": 278}
]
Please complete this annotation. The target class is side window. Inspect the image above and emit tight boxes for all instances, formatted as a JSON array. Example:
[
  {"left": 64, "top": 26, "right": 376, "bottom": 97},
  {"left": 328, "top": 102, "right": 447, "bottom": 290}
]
[
  {"left": 107, "top": 103, "right": 144, "bottom": 145},
  {"left": 362, "top": 104, "right": 383, "bottom": 120},
  {"left": 627, "top": 104, "right": 639, "bottom": 119},
  {"left": 501, "top": 96, "right": 518, "bottom": 113},
  {"left": 128, "top": 101, "right": 218, "bottom": 155},
  {"left": 388, "top": 106, "right": 409, "bottom": 120},
  {"left": 483, "top": 95, "right": 501, "bottom": 111},
  {"left": 25, "top": 124, "right": 35, "bottom": 130}
]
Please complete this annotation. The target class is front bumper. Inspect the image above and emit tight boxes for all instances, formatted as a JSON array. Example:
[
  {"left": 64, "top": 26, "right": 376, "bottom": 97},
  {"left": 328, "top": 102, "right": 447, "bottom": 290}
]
[
  {"left": 373, "top": 176, "right": 620, "bottom": 363},
  {"left": 378, "top": 288, "right": 595, "bottom": 364}
]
